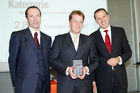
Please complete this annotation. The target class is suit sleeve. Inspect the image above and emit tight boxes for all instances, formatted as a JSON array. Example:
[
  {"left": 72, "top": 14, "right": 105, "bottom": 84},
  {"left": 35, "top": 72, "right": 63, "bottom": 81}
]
[
  {"left": 120, "top": 28, "right": 132, "bottom": 63},
  {"left": 50, "top": 36, "right": 68, "bottom": 75},
  {"left": 8, "top": 32, "right": 20, "bottom": 86},
  {"left": 48, "top": 37, "right": 52, "bottom": 67},
  {"left": 87, "top": 37, "right": 99, "bottom": 80}
]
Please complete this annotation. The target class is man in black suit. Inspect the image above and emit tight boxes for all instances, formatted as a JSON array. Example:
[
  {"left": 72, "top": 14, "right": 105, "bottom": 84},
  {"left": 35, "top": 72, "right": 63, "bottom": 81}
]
[
  {"left": 8, "top": 6, "right": 51, "bottom": 93},
  {"left": 90, "top": 8, "right": 132, "bottom": 93},
  {"left": 50, "top": 10, "right": 98, "bottom": 93}
]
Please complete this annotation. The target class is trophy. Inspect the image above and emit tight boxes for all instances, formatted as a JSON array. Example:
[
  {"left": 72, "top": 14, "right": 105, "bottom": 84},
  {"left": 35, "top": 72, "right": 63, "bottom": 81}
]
[{"left": 73, "top": 60, "right": 83, "bottom": 76}]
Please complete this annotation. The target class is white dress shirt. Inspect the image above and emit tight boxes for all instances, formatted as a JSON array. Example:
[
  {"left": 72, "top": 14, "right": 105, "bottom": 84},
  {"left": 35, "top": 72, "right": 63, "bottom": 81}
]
[
  {"left": 29, "top": 27, "right": 41, "bottom": 44},
  {"left": 99, "top": 26, "right": 122, "bottom": 66},
  {"left": 65, "top": 32, "right": 89, "bottom": 75},
  {"left": 100, "top": 26, "right": 112, "bottom": 43},
  {"left": 70, "top": 32, "right": 80, "bottom": 51}
]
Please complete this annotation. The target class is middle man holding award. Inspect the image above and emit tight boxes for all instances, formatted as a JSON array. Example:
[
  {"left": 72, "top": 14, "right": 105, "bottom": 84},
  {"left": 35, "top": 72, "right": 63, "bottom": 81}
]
[{"left": 50, "top": 10, "right": 98, "bottom": 93}]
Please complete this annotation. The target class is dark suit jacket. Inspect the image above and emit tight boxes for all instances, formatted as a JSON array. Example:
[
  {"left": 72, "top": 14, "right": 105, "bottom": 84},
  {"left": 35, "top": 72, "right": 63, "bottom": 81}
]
[
  {"left": 90, "top": 26, "right": 132, "bottom": 92},
  {"left": 8, "top": 27, "right": 52, "bottom": 93},
  {"left": 50, "top": 33, "right": 98, "bottom": 93}
]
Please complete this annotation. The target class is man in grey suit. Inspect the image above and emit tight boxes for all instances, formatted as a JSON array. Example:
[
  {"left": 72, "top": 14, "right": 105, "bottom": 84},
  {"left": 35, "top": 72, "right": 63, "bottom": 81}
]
[
  {"left": 90, "top": 8, "right": 132, "bottom": 93},
  {"left": 8, "top": 6, "right": 51, "bottom": 93},
  {"left": 50, "top": 10, "right": 98, "bottom": 93}
]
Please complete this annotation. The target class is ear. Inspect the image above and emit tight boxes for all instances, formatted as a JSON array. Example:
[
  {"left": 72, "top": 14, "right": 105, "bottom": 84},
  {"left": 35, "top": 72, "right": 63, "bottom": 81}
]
[
  {"left": 108, "top": 15, "right": 109, "bottom": 19},
  {"left": 69, "top": 21, "right": 71, "bottom": 25}
]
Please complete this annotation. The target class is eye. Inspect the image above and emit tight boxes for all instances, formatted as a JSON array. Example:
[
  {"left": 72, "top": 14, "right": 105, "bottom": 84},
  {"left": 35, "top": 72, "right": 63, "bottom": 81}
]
[
  {"left": 28, "top": 15, "right": 33, "bottom": 17},
  {"left": 37, "top": 15, "right": 40, "bottom": 17},
  {"left": 79, "top": 21, "right": 83, "bottom": 24},
  {"left": 71, "top": 20, "right": 77, "bottom": 23},
  {"left": 97, "top": 18, "right": 101, "bottom": 21}
]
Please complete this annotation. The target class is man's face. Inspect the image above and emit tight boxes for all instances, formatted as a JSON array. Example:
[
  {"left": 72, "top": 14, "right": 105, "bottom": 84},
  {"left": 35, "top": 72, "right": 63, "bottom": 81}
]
[
  {"left": 95, "top": 10, "right": 109, "bottom": 29},
  {"left": 69, "top": 14, "right": 84, "bottom": 35},
  {"left": 26, "top": 8, "right": 41, "bottom": 31}
]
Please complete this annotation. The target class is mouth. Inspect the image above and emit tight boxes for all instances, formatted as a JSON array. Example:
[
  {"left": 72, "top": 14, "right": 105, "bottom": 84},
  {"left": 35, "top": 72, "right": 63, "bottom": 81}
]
[
  {"left": 33, "top": 22, "right": 39, "bottom": 24},
  {"left": 101, "top": 21, "right": 106, "bottom": 25}
]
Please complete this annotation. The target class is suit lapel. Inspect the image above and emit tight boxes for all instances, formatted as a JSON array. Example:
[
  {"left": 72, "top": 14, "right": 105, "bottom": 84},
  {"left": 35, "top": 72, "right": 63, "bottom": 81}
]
[
  {"left": 65, "top": 33, "right": 85, "bottom": 53},
  {"left": 97, "top": 30, "right": 105, "bottom": 45},
  {"left": 96, "top": 30, "right": 106, "bottom": 48},
  {"left": 66, "top": 33, "right": 77, "bottom": 52},
  {"left": 40, "top": 32, "right": 47, "bottom": 57},
  {"left": 76, "top": 34, "right": 84, "bottom": 53},
  {"left": 110, "top": 26, "right": 116, "bottom": 55},
  {"left": 96, "top": 30, "right": 111, "bottom": 55},
  {"left": 25, "top": 28, "right": 38, "bottom": 52}
]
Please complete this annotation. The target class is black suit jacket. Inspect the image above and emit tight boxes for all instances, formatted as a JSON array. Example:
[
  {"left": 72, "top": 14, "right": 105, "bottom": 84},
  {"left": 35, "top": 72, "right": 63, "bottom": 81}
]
[
  {"left": 50, "top": 33, "right": 98, "bottom": 93},
  {"left": 8, "top": 28, "right": 52, "bottom": 93},
  {"left": 90, "top": 26, "right": 132, "bottom": 92}
]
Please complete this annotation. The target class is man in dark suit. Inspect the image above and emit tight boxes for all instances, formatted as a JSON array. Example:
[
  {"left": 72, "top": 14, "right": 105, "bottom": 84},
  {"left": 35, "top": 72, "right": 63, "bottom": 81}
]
[
  {"left": 50, "top": 10, "right": 98, "bottom": 93},
  {"left": 8, "top": 6, "right": 51, "bottom": 93},
  {"left": 90, "top": 8, "right": 132, "bottom": 93}
]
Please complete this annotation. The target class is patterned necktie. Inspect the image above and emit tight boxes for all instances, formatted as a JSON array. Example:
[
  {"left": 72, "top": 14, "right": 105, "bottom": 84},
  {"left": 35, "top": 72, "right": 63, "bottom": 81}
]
[
  {"left": 104, "top": 30, "right": 111, "bottom": 54},
  {"left": 34, "top": 32, "right": 39, "bottom": 47},
  {"left": 73, "top": 35, "right": 78, "bottom": 51}
]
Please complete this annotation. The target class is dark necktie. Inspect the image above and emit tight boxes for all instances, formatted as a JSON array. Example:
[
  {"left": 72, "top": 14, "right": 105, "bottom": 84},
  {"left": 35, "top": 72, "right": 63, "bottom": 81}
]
[
  {"left": 104, "top": 30, "right": 111, "bottom": 54},
  {"left": 34, "top": 32, "right": 39, "bottom": 47}
]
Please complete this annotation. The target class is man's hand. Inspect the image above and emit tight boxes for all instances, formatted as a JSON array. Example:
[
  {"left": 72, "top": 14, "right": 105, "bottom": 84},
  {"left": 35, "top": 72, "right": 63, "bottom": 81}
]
[
  {"left": 68, "top": 66, "right": 77, "bottom": 79},
  {"left": 107, "top": 57, "right": 120, "bottom": 66},
  {"left": 78, "top": 66, "right": 87, "bottom": 80},
  {"left": 93, "top": 81, "right": 97, "bottom": 92}
]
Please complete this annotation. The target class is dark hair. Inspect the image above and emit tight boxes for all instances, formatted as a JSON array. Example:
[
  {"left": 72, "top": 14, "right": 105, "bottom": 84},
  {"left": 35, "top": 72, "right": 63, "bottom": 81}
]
[
  {"left": 69, "top": 10, "right": 85, "bottom": 21},
  {"left": 25, "top": 6, "right": 41, "bottom": 18},
  {"left": 94, "top": 8, "right": 108, "bottom": 19}
]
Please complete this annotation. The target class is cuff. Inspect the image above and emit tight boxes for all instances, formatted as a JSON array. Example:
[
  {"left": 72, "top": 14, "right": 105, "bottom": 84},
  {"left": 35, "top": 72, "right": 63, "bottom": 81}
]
[
  {"left": 118, "top": 56, "right": 122, "bottom": 65},
  {"left": 65, "top": 67, "right": 69, "bottom": 75},
  {"left": 85, "top": 66, "right": 89, "bottom": 75}
]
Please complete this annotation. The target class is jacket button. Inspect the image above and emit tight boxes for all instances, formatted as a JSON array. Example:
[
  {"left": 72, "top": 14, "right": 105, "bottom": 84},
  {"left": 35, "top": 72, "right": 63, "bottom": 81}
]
[
  {"left": 36, "top": 72, "right": 39, "bottom": 75},
  {"left": 37, "top": 61, "right": 40, "bottom": 64}
]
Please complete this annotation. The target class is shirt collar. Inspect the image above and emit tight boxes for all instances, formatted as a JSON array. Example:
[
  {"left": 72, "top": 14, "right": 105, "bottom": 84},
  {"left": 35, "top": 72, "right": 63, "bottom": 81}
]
[
  {"left": 29, "top": 27, "right": 40, "bottom": 37},
  {"left": 69, "top": 31, "right": 80, "bottom": 38},
  {"left": 100, "top": 25, "right": 111, "bottom": 34},
  {"left": 99, "top": 25, "right": 112, "bottom": 43}
]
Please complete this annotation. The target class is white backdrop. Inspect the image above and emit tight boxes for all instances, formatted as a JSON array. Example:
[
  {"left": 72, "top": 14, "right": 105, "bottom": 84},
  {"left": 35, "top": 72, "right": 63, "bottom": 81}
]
[{"left": 0, "top": 0, "right": 107, "bottom": 71}]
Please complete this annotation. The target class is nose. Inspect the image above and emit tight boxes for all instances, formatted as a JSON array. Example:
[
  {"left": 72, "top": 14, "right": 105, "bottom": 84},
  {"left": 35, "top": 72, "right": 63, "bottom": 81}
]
[
  {"left": 76, "top": 22, "right": 82, "bottom": 26},
  {"left": 33, "top": 16, "right": 37, "bottom": 21},
  {"left": 100, "top": 18, "right": 104, "bottom": 22}
]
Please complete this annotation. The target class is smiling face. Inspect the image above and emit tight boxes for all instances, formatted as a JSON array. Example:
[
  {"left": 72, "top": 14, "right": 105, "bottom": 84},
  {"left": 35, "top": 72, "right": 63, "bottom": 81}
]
[
  {"left": 26, "top": 8, "right": 41, "bottom": 31},
  {"left": 95, "top": 10, "right": 109, "bottom": 29},
  {"left": 69, "top": 14, "right": 84, "bottom": 35}
]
